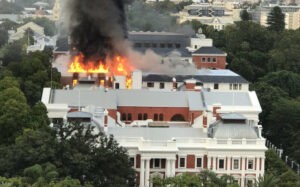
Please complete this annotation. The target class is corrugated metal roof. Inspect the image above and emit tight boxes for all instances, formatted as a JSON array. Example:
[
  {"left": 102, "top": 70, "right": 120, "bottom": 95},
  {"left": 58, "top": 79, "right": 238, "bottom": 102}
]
[
  {"left": 116, "top": 90, "right": 189, "bottom": 107},
  {"left": 109, "top": 127, "right": 207, "bottom": 140},
  {"left": 53, "top": 89, "right": 118, "bottom": 109},
  {"left": 203, "top": 91, "right": 252, "bottom": 106},
  {"left": 52, "top": 89, "right": 205, "bottom": 110},
  {"left": 208, "top": 121, "right": 258, "bottom": 139}
]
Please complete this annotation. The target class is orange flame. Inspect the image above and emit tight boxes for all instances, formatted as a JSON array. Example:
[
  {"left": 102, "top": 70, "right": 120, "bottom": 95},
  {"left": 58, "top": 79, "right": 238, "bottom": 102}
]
[
  {"left": 68, "top": 54, "right": 109, "bottom": 73},
  {"left": 68, "top": 53, "right": 133, "bottom": 89}
]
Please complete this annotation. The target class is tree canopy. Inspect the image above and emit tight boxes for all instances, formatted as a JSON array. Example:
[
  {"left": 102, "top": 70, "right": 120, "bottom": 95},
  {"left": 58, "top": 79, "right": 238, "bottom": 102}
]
[{"left": 267, "top": 6, "right": 285, "bottom": 32}]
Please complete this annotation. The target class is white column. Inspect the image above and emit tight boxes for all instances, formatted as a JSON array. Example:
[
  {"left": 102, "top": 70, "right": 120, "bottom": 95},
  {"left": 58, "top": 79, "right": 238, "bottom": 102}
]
[
  {"left": 145, "top": 159, "right": 150, "bottom": 187},
  {"left": 170, "top": 159, "right": 176, "bottom": 177},
  {"left": 140, "top": 159, "right": 145, "bottom": 187},
  {"left": 227, "top": 157, "right": 231, "bottom": 174},
  {"left": 212, "top": 157, "right": 216, "bottom": 171},
  {"left": 165, "top": 159, "right": 170, "bottom": 177},
  {"left": 261, "top": 158, "right": 265, "bottom": 175},
  {"left": 256, "top": 157, "right": 260, "bottom": 180},
  {"left": 207, "top": 156, "right": 211, "bottom": 170},
  {"left": 241, "top": 157, "right": 245, "bottom": 187}
]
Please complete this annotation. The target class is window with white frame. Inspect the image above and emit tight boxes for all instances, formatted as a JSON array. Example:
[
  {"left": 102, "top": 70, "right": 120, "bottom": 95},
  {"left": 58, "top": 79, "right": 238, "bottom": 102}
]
[
  {"left": 196, "top": 157, "right": 202, "bottom": 168},
  {"left": 248, "top": 159, "right": 254, "bottom": 170},
  {"left": 153, "top": 159, "right": 161, "bottom": 168},
  {"left": 233, "top": 159, "right": 239, "bottom": 170},
  {"left": 179, "top": 157, "right": 186, "bottom": 168},
  {"left": 218, "top": 158, "right": 225, "bottom": 169}
]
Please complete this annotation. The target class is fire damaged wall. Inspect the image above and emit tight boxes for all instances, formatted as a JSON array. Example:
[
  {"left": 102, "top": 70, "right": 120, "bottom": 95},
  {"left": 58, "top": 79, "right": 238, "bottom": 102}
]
[{"left": 63, "top": 0, "right": 130, "bottom": 63}]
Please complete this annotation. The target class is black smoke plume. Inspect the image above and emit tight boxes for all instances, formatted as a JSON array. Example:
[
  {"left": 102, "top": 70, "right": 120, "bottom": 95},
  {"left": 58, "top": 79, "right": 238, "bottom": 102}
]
[{"left": 64, "top": 0, "right": 129, "bottom": 63}]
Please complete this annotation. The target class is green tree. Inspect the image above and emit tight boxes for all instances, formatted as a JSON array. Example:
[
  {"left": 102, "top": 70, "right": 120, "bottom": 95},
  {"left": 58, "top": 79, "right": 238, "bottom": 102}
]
[
  {"left": 0, "top": 28, "right": 8, "bottom": 47},
  {"left": 259, "top": 70, "right": 300, "bottom": 98},
  {"left": 240, "top": 9, "right": 251, "bottom": 21},
  {"left": 268, "top": 98, "right": 300, "bottom": 160},
  {"left": 256, "top": 174, "right": 278, "bottom": 187},
  {"left": 55, "top": 122, "right": 135, "bottom": 186},
  {"left": 267, "top": 6, "right": 285, "bottom": 32}
]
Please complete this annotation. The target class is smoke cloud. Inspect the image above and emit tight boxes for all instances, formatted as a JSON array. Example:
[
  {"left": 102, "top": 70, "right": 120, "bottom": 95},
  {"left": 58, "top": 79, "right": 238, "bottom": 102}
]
[{"left": 62, "top": 0, "right": 129, "bottom": 63}]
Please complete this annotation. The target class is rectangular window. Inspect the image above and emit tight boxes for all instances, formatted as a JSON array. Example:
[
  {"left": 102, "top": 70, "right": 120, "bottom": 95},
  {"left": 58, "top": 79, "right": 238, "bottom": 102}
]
[
  {"left": 144, "top": 43, "right": 150, "bottom": 48},
  {"left": 233, "top": 83, "right": 238, "bottom": 90},
  {"left": 230, "top": 84, "right": 232, "bottom": 90},
  {"left": 233, "top": 159, "right": 239, "bottom": 170},
  {"left": 152, "top": 43, "right": 157, "bottom": 48},
  {"left": 239, "top": 84, "right": 242, "bottom": 90},
  {"left": 248, "top": 160, "right": 254, "bottom": 170},
  {"left": 218, "top": 159, "right": 225, "bottom": 169},
  {"left": 159, "top": 82, "right": 165, "bottom": 89},
  {"left": 213, "top": 57, "right": 217, "bottom": 62},
  {"left": 129, "top": 157, "right": 135, "bottom": 167},
  {"left": 196, "top": 157, "right": 202, "bottom": 168},
  {"left": 194, "top": 45, "right": 197, "bottom": 49},
  {"left": 207, "top": 57, "right": 211, "bottom": 62},
  {"left": 214, "top": 83, "right": 219, "bottom": 90},
  {"left": 160, "top": 43, "right": 165, "bottom": 48},
  {"left": 202, "top": 57, "right": 206, "bottom": 62},
  {"left": 179, "top": 157, "right": 186, "bottom": 168},
  {"left": 154, "top": 159, "right": 161, "bottom": 168},
  {"left": 115, "top": 83, "right": 120, "bottom": 89},
  {"left": 175, "top": 43, "right": 181, "bottom": 48},
  {"left": 167, "top": 43, "right": 173, "bottom": 48},
  {"left": 147, "top": 82, "right": 154, "bottom": 88},
  {"left": 134, "top": 43, "right": 141, "bottom": 48}
]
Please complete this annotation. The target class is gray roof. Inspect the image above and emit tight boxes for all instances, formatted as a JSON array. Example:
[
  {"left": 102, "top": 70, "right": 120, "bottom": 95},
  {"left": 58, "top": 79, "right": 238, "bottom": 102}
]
[
  {"left": 53, "top": 89, "right": 118, "bottom": 109},
  {"left": 208, "top": 121, "right": 258, "bottom": 139},
  {"left": 52, "top": 89, "right": 205, "bottom": 110},
  {"left": 220, "top": 113, "right": 246, "bottom": 120},
  {"left": 203, "top": 91, "right": 252, "bottom": 106},
  {"left": 142, "top": 74, "right": 248, "bottom": 84},
  {"left": 116, "top": 90, "right": 189, "bottom": 108},
  {"left": 128, "top": 31, "right": 189, "bottom": 43},
  {"left": 193, "top": 47, "right": 226, "bottom": 55},
  {"left": 109, "top": 127, "right": 207, "bottom": 141},
  {"left": 67, "top": 111, "right": 93, "bottom": 118}
]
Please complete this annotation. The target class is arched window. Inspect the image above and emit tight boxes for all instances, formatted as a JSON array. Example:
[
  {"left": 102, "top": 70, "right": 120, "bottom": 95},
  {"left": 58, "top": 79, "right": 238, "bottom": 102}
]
[
  {"left": 170, "top": 114, "right": 185, "bottom": 121},
  {"left": 143, "top": 113, "right": 148, "bottom": 120},
  {"left": 138, "top": 113, "right": 142, "bottom": 120},
  {"left": 154, "top": 114, "right": 158, "bottom": 121},
  {"left": 121, "top": 113, "right": 126, "bottom": 121},
  {"left": 127, "top": 113, "right": 132, "bottom": 121},
  {"left": 159, "top": 114, "right": 164, "bottom": 121}
]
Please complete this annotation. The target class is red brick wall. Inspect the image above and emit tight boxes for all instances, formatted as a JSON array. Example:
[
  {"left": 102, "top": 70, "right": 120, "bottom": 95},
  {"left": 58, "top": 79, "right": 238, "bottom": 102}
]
[
  {"left": 117, "top": 107, "right": 190, "bottom": 122},
  {"left": 186, "top": 83, "right": 195, "bottom": 90},
  {"left": 187, "top": 155, "right": 195, "bottom": 169},
  {"left": 189, "top": 111, "right": 203, "bottom": 125},
  {"left": 107, "top": 109, "right": 117, "bottom": 121},
  {"left": 203, "top": 155, "right": 208, "bottom": 168},
  {"left": 192, "top": 55, "right": 226, "bottom": 69},
  {"left": 136, "top": 154, "right": 141, "bottom": 168}
]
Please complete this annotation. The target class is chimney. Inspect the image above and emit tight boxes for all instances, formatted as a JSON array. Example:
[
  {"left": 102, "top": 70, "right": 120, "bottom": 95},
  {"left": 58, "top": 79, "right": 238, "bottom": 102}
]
[
  {"left": 212, "top": 104, "right": 221, "bottom": 120},
  {"left": 172, "top": 77, "right": 177, "bottom": 91},
  {"left": 104, "top": 109, "right": 108, "bottom": 132},
  {"left": 185, "top": 79, "right": 196, "bottom": 91},
  {"left": 203, "top": 111, "right": 208, "bottom": 128}
]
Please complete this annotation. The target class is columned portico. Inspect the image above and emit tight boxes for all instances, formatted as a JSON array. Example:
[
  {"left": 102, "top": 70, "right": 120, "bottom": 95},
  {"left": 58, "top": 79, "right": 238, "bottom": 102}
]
[{"left": 140, "top": 154, "right": 177, "bottom": 187}]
